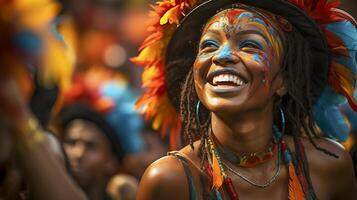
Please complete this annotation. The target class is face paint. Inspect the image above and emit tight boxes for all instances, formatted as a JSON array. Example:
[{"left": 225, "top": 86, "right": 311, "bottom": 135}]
[
  {"left": 198, "top": 39, "right": 219, "bottom": 61},
  {"left": 252, "top": 54, "right": 262, "bottom": 62},
  {"left": 216, "top": 44, "right": 233, "bottom": 61},
  {"left": 201, "top": 9, "right": 284, "bottom": 84},
  {"left": 205, "top": 9, "right": 285, "bottom": 62},
  {"left": 194, "top": 7, "right": 287, "bottom": 114}
]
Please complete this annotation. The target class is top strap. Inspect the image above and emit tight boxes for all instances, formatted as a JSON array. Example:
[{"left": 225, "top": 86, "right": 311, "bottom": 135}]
[{"left": 168, "top": 151, "right": 198, "bottom": 200}]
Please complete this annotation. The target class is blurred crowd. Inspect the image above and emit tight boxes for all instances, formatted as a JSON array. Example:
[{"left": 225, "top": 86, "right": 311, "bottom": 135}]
[{"left": 0, "top": 0, "right": 356, "bottom": 200}]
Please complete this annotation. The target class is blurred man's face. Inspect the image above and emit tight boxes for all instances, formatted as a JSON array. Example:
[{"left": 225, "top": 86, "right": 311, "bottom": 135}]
[{"left": 63, "top": 119, "right": 118, "bottom": 188}]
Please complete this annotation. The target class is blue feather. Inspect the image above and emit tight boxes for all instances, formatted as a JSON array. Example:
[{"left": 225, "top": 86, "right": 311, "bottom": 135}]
[
  {"left": 313, "top": 87, "right": 350, "bottom": 141},
  {"left": 326, "top": 20, "right": 357, "bottom": 74},
  {"left": 341, "top": 91, "right": 357, "bottom": 136},
  {"left": 13, "top": 30, "right": 42, "bottom": 56},
  {"left": 314, "top": 20, "right": 357, "bottom": 141}
]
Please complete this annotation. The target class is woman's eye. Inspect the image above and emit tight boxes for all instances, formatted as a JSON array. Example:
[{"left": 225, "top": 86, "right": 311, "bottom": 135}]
[
  {"left": 200, "top": 40, "right": 219, "bottom": 49},
  {"left": 239, "top": 40, "right": 263, "bottom": 50}
]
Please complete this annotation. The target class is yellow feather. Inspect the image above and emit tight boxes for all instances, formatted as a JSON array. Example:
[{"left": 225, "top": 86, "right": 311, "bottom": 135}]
[
  {"left": 131, "top": 42, "right": 164, "bottom": 65},
  {"left": 15, "top": 0, "right": 60, "bottom": 28},
  {"left": 160, "top": 5, "right": 180, "bottom": 25},
  {"left": 153, "top": 112, "right": 164, "bottom": 130},
  {"left": 142, "top": 67, "right": 158, "bottom": 86}
]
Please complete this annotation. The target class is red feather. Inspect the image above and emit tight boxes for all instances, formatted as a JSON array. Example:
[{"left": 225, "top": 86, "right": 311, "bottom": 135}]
[{"left": 322, "top": 28, "right": 349, "bottom": 57}]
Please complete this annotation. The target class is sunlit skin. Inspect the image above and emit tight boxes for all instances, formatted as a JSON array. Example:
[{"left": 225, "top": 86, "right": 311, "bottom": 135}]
[
  {"left": 194, "top": 9, "right": 284, "bottom": 115},
  {"left": 193, "top": 9, "right": 288, "bottom": 156},
  {"left": 137, "top": 8, "right": 356, "bottom": 200}
]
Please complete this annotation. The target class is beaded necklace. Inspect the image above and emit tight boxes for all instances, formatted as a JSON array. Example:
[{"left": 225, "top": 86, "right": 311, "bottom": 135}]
[
  {"left": 211, "top": 133, "right": 278, "bottom": 168},
  {"left": 204, "top": 126, "right": 307, "bottom": 200}
]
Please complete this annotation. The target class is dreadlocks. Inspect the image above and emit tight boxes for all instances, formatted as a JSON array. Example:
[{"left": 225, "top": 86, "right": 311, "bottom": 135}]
[{"left": 178, "top": 27, "right": 337, "bottom": 199}]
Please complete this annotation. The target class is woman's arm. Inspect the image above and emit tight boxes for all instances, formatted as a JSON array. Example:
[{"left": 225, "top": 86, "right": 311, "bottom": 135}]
[{"left": 0, "top": 79, "right": 86, "bottom": 200}]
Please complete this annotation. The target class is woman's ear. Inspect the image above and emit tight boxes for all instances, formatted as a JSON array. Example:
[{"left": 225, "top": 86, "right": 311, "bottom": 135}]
[{"left": 275, "top": 72, "right": 288, "bottom": 97}]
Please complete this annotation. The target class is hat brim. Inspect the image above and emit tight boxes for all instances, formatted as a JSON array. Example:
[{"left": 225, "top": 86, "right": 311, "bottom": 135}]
[{"left": 165, "top": 0, "right": 329, "bottom": 110}]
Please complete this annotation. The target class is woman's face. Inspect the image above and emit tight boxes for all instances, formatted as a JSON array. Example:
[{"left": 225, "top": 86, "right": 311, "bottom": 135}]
[{"left": 194, "top": 8, "right": 286, "bottom": 114}]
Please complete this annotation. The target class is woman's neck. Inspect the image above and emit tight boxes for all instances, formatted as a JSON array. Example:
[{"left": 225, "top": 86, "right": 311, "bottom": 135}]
[{"left": 211, "top": 107, "right": 274, "bottom": 154}]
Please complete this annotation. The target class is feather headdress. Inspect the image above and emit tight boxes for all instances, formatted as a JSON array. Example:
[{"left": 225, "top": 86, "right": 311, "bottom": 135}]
[
  {"left": 132, "top": 0, "right": 357, "bottom": 148},
  {"left": 131, "top": 0, "right": 199, "bottom": 148}
]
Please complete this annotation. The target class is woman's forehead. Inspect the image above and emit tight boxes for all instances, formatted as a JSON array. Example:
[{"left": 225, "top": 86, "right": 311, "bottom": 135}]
[
  {"left": 203, "top": 8, "right": 279, "bottom": 36},
  {"left": 201, "top": 8, "right": 286, "bottom": 60}
]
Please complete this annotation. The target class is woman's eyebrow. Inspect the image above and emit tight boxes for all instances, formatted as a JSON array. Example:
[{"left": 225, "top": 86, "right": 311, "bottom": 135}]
[{"left": 235, "top": 30, "right": 269, "bottom": 44}]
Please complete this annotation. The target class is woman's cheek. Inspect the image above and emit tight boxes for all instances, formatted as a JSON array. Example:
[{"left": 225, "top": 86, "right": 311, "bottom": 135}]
[
  {"left": 243, "top": 52, "right": 273, "bottom": 86},
  {"left": 194, "top": 52, "right": 214, "bottom": 78}
]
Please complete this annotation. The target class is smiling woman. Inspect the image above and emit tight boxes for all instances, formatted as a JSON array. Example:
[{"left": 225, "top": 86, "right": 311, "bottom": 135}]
[
  {"left": 133, "top": 0, "right": 357, "bottom": 200},
  {"left": 194, "top": 8, "right": 285, "bottom": 113}
]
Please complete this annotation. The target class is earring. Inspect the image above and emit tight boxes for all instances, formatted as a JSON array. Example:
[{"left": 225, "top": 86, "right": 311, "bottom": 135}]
[
  {"left": 279, "top": 106, "right": 286, "bottom": 135},
  {"left": 196, "top": 100, "right": 203, "bottom": 127},
  {"left": 273, "top": 106, "right": 286, "bottom": 141}
]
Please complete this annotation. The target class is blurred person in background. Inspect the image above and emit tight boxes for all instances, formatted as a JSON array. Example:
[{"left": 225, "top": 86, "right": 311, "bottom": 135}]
[
  {"left": 0, "top": 0, "right": 86, "bottom": 199},
  {"left": 106, "top": 174, "right": 138, "bottom": 200},
  {"left": 122, "top": 126, "right": 167, "bottom": 180},
  {"left": 0, "top": 76, "right": 73, "bottom": 199},
  {"left": 56, "top": 0, "right": 168, "bottom": 181},
  {"left": 56, "top": 68, "right": 144, "bottom": 200}
]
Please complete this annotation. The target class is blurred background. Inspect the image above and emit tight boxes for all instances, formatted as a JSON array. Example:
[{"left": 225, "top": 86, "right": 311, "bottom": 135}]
[{"left": 0, "top": 0, "right": 356, "bottom": 199}]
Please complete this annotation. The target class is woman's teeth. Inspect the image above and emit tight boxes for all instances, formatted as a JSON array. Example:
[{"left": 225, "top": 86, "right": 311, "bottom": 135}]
[{"left": 212, "top": 74, "right": 245, "bottom": 86}]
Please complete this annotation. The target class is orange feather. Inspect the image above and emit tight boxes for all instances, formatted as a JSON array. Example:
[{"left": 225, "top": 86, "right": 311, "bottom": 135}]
[
  {"left": 211, "top": 152, "right": 224, "bottom": 189},
  {"left": 288, "top": 162, "right": 305, "bottom": 200}
]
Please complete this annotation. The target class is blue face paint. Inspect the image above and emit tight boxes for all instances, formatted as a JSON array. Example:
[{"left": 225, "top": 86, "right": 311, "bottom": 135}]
[
  {"left": 237, "top": 12, "right": 253, "bottom": 21},
  {"left": 252, "top": 17, "right": 267, "bottom": 27},
  {"left": 252, "top": 54, "right": 262, "bottom": 62},
  {"left": 199, "top": 39, "right": 220, "bottom": 61},
  {"left": 217, "top": 43, "right": 232, "bottom": 60}
]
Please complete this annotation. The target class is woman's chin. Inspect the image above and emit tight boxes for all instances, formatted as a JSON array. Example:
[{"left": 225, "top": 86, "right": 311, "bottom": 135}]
[{"left": 204, "top": 99, "right": 246, "bottom": 114}]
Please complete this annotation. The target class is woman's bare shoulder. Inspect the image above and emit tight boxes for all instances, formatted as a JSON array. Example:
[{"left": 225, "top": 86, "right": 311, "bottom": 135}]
[
  {"left": 136, "top": 155, "right": 189, "bottom": 200},
  {"left": 137, "top": 141, "right": 203, "bottom": 200},
  {"left": 288, "top": 136, "right": 357, "bottom": 199},
  {"left": 301, "top": 137, "right": 352, "bottom": 171},
  {"left": 285, "top": 136, "right": 351, "bottom": 168}
]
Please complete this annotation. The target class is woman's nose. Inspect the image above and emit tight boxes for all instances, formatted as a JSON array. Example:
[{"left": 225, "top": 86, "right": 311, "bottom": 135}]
[{"left": 212, "top": 43, "right": 240, "bottom": 66}]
